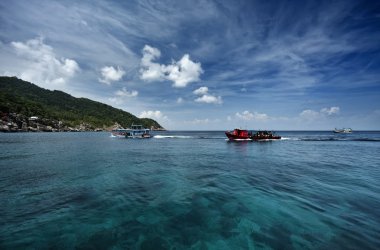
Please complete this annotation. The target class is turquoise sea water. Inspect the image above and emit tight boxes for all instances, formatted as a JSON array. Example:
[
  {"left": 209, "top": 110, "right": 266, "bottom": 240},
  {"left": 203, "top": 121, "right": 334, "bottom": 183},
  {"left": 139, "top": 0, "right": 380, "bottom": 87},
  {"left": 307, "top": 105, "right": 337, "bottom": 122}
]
[{"left": 1, "top": 131, "right": 380, "bottom": 249}]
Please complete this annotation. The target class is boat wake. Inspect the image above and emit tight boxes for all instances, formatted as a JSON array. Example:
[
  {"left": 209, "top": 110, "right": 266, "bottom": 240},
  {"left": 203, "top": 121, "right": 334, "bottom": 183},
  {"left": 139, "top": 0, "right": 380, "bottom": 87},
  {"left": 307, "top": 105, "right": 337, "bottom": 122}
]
[
  {"left": 225, "top": 136, "right": 380, "bottom": 142},
  {"left": 229, "top": 138, "right": 253, "bottom": 141},
  {"left": 280, "top": 137, "right": 298, "bottom": 140},
  {"left": 199, "top": 136, "right": 227, "bottom": 139},
  {"left": 110, "top": 134, "right": 124, "bottom": 138},
  {"left": 298, "top": 137, "right": 380, "bottom": 142},
  {"left": 116, "top": 134, "right": 379, "bottom": 142},
  {"left": 153, "top": 135, "right": 193, "bottom": 139},
  {"left": 154, "top": 135, "right": 227, "bottom": 139},
  {"left": 276, "top": 136, "right": 380, "bottom": 142}
]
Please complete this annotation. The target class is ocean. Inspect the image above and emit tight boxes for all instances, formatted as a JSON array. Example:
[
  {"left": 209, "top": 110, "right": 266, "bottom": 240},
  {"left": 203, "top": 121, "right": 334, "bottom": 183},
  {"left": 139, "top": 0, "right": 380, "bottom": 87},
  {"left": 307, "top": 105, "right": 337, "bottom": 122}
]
[{"left": 0, "top": 131, "right": 379, "bottom": 249}]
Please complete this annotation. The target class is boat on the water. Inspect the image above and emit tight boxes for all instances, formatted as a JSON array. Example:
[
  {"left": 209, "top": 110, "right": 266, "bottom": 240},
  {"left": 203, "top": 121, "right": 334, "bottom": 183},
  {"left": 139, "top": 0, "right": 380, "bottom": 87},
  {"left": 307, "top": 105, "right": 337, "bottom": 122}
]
[
  {"left": 225, "top": 128, "right": 251, "bottom": 140},
  {"left": 111, "top": 128, "right": 130, "bottom": 138},
  {"left": 225, "top": 128, "right": 281, "bottom": 141},
  {"left": 251, "top": 130, "right": 281, "bottom": 140},
  {"left": 333, "top": 128, "right": 353, "bottom": 133},
  {"left": 112, "top": 124, "right": 152, "bottom": 138}
]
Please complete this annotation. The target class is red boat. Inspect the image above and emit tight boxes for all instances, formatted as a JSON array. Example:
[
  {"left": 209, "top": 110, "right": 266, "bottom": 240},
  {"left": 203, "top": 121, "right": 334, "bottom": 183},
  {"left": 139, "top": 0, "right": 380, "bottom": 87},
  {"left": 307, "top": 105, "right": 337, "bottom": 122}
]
[
  {"left": 225, "top": 128, "right": 252, "bottom": 140},
  {"left": 225, "top": 129, "right": 281, "bottom": 141}
]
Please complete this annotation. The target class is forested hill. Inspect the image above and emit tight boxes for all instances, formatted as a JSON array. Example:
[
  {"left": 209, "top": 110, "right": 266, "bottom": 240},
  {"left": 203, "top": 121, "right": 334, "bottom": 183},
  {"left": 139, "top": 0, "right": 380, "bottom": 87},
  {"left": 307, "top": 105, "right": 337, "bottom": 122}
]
[{"left": 0, "top": 76, "right": 163, "bottom": 131}]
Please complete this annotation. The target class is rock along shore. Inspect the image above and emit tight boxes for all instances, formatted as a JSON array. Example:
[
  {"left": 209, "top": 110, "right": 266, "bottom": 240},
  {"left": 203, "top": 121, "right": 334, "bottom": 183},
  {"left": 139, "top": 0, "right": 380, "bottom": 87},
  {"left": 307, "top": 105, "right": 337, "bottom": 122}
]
[
  {"left": 0, "top": 112, "right": 165, "bottom": 133},
  {"left": 1, "top": 112, "right": 105, "bottom": 132}
]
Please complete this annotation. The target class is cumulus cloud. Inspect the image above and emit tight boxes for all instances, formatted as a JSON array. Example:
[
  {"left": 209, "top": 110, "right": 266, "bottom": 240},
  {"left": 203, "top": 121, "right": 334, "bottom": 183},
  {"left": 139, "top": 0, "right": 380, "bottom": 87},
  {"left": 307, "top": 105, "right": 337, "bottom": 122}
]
[
  {"left": 10, "top": 37, "right": 79, "bottom": 88},
  {"left": 139, "top": 110, "right": 168, "bottom": 120},
  {"left": 193, "top": 86, "right": 209, "bottom": 95},
  {"left": 165, "top": 54, "right": 203, "bottom": 87},
  {"left": 300, "top": 106, "right": 340, "bottom": 120},
  {"left": 115, "top": 87, "right": 138, "bottom": 97},
  {"left": 140, "top": 45, "right": 203, "bottom": 87},
  {"left": 320, "top": 106, "right": 340, "bottom": 116},
  {"left": 189, "top": 118, "right": 210, "bottom": 124},
  {"left": 99, "top": 66, "right": 125, "bottom": 84},
  {"left": 235, "top": 110, "right": 269, "bottom": 121},
  {"left": 183, "top": 118, "right": 221, "bottom": 125},
  {"left": 195, "top": 94, "right": 222, "bottom": 104},
  {"left": 140, "top": 45, "right": 163, "bottom": 81},
  {"left": 236, "top": 110, "right": 254, "bottom": 120},
  {"left": 299, "top": 109, "right": 320, "bottom": 120},
  {"left": 193, "top": 86, "right": 222, "bottom": 104},
  {"left": 108, "top": 87, "right": 138, "bottom": 106}
]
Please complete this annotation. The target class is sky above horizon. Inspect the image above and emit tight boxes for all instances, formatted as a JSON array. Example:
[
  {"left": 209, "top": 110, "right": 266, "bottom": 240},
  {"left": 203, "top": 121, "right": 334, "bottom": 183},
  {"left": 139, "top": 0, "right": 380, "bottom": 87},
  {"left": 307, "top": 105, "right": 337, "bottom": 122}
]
[{"left": 1, "top": 0, "right": 380, "bottom": 130}]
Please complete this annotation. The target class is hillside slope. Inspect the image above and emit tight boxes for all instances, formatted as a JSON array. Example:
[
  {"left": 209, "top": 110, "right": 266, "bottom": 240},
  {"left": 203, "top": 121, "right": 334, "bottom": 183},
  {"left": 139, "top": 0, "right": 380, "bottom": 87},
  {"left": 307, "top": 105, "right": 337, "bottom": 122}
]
[{"left": 0, "top": 76, "right": 163, "bottom": 131}]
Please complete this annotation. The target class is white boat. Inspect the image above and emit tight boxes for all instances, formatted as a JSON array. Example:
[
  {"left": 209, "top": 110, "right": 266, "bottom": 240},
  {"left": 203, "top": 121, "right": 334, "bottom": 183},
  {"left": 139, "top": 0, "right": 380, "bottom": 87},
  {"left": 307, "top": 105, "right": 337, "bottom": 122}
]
[
  {"left": 111, "top": 124, "right": 151, "bottom": 138},
  {"left": 111, "top": 128, "right": 129, "bottom": 138},
  {"left": 333, "top": 128, "right": 353, "bottom": 133}
]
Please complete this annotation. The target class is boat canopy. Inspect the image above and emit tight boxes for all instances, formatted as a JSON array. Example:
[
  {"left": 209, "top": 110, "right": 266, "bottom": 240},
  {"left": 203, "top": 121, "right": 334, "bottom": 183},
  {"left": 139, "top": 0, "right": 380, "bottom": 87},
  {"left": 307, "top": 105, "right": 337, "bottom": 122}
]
[{"left": 131, "top": 124, "right": 144, "bottom": 130}]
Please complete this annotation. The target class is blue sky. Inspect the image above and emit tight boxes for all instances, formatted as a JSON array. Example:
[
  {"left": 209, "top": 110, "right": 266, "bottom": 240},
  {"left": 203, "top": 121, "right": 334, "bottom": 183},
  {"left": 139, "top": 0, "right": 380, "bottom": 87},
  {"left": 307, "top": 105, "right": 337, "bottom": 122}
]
[{"left": 1, "top": 0, "right": 379, "bottom": 130}]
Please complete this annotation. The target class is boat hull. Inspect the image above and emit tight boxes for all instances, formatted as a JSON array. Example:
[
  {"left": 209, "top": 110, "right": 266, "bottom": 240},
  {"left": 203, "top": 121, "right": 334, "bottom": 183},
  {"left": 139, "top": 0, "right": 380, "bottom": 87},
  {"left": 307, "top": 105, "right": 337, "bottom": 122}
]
[
  {"left": 126, "top": 134, "right": 152, "bottom": 139},
  {"left": 333, "top": 128, "right": 352, "bottom": 133},
  {"left": 111, "top": 129, "right": 129, "bottom": 137},
  {"left": 251, "top": 135, "right": 281, "bottom": 140},
  {"left": 225, "top": 132, "right": 251, "bottom": 140},
  {"left": 112, "top": 125, "right": 151, "bottom": 139},
  {"left": 225, "top": 129, "right": 281, "bottom": 141}
]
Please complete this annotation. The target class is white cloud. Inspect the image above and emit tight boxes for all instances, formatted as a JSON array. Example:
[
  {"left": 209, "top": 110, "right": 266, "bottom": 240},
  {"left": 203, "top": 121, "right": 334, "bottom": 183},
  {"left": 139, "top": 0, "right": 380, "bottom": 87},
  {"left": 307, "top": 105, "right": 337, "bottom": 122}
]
[
  {"left": 236, "top": 110, "right": 254, "bottom": 120},
  {"left": 299, "top": 109, "right": 320, "bottom": 120},
  {"left": 183, "top": 118, "right": 221, "bottom": 125},
  {"left": 115, "top": 87, "right": 138, "bottom": 97},
  {"left": 235, "top": 110, "right": 269, "bottom": 121},
  {"left": 195, "top": 94, "right": 222, "bottom": 104},
  {"left": 107, "top": 97, "right": 124, "bottom": 106},
  {"left": 320, "top": 106, "right": 340, "bottom": 115},
  {"left": 300, "top": 106, "right": 340, "bottom": 120},
  {"left": 108, "top": 87, "right": 138, "bottom": 107},
  {"left": 193, "top": 86, "right": 209, "bottom": 95},
  {"left": 193, "top": 86, "right": 222, "bottom": 104},
  {"left": 140, "top": 45, "right": 203, "bottom": 87},
  {"left": 165, "top": 54, "right": 203, "bottom": 87},
  {"left": 190, "top": 118, "right": 210, "bottom": 124},
  {"left": 177, "top": 97, "right": 184, "bottom": 104},
  {"left": 10, "top": 37, "right": 79, "bottom": 89},
  {"left": 99, "top": 66, "right": 125, "bottom": 84},
  {"left": 139, "top": 110, "right": 168, "bottom": 120},
  {"left": 140, "top": 45, "right": 163, "bottom": 81}
]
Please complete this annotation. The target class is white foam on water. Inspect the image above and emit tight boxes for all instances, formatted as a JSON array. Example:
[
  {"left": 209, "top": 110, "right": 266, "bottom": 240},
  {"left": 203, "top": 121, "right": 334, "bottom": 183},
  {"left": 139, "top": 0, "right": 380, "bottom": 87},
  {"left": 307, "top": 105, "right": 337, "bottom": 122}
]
[
  {"left": 153, "top": 135, "right": 193, "bottom": 139},
  {"left": 281, "top": 137, "right": 300, "bottom": 141},
  {"left": 228, "top": 138, "right": 252, "bottom": 141},
  {"left": 110, "top": 134, "right": 125, "bottom": 138}
]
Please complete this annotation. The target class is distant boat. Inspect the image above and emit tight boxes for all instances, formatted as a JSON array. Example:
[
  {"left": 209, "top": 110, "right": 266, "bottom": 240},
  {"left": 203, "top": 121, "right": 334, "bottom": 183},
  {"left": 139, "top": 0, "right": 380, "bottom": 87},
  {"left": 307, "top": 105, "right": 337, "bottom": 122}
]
[
  {"left": 333, "top": 128, "right": 353, "bottom": 133},
  {"left": 112, "top": 124, "right": 152, "bottom": 138},
  {"left": 225, "top": 128, "right": 281, "bottom": 141}
]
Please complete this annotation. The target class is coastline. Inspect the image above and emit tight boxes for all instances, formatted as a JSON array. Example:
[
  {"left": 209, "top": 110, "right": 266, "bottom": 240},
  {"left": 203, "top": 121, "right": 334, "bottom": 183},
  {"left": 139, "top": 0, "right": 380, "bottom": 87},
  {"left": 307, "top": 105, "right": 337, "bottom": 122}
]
[{"left": 0, "top": 112, "right": 165, "bottom": 133}]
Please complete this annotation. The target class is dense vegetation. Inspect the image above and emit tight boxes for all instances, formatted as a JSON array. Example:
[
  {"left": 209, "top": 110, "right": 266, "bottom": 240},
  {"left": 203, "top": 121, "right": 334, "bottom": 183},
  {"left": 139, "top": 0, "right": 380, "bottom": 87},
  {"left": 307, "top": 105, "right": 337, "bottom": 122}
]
[{"left": 0, "top": 76, "right": 163, "bottom": 129}]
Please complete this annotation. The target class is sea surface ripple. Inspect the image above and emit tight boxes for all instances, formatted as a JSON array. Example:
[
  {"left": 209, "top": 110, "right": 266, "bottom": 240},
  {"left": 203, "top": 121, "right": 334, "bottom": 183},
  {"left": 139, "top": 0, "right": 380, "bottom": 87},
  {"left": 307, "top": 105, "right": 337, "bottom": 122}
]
[{"left": 0, "top": 131, "right": 379, "bottom": 249}]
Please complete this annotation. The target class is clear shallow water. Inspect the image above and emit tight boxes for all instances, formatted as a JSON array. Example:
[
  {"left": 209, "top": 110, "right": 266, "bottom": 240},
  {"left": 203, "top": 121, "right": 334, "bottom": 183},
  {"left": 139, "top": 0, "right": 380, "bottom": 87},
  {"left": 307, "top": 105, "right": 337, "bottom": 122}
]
[{"left": 0, "top": 131, "right": 380, "bottom": 249}]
